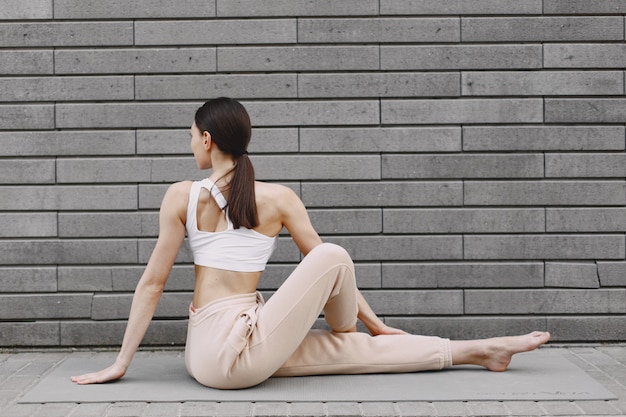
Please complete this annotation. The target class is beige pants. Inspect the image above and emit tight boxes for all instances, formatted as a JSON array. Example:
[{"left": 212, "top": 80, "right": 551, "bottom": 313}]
[{"left": 184, "top": 243, "right": 452, "bottom": 389}]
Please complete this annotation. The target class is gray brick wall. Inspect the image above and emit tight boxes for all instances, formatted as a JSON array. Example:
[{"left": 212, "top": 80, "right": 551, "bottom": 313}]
[{"left": 0, "top": 1, "right": 625, "bottom": 347}]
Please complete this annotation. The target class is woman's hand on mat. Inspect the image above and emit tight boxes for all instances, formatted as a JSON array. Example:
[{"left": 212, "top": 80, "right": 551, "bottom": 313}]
[
  {"left": 71, "top": 361, "right": 127, "bottom": 385},
  {"left": 371, "top": 324, "right": 408, "bottom": 336}
]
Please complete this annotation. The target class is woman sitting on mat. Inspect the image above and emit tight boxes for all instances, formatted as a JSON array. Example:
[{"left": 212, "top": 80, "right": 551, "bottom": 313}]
[{"left": 72, "top": 97, "right": 550, "bottom": 389}]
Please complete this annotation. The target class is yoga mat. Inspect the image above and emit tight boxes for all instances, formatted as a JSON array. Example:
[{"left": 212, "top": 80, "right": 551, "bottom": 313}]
[{"left": 19, "top": 349, "right": 616, "bottom": 403}]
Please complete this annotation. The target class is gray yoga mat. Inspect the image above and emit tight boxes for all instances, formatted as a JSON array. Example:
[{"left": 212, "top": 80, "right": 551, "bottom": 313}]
[{"left": 19, "top": 349, "right": 615, "bottom": 403}]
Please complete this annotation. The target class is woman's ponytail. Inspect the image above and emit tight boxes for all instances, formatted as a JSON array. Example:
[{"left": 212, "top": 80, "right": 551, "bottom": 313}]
[{"left": 227, "top": 153, "right": 258, "bottom": 229}]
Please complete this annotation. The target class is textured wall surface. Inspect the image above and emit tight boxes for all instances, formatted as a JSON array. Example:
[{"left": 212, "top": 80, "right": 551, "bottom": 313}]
[{"left": 0, "top": 0, "right": 625, "bottom": 347}]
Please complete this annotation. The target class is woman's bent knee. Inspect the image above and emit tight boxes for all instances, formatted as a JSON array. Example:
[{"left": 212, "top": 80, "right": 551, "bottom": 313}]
[{"left": 308, "top": 242, "right": 352, "bottom": 266}]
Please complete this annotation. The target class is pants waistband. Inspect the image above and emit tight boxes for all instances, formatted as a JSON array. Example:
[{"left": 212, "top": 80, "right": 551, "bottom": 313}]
[{"left": 189, "top": 291, "right": 263, "bottom": 324}]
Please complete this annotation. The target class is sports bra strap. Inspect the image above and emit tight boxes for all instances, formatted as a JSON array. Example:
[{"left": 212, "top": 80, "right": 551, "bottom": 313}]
[{"left": 199, "top": 178, "right": 227, "bottom": 211}]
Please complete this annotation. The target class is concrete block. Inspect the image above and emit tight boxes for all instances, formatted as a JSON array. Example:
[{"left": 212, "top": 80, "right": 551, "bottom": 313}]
[
  {"left": 253, "top": 402, "right": 289, "bottom": 417},
  {"left": 0, "top": 185, "right": 137, "bottom": 211},
  {"left": 135, "top": 74, "right": 297, "bottom": 100},
  {"left": 464, "top": 234, "right": 625, "bottom": 260},
  {"left": 380, "top": 0, "right": 542, "bottom": 15},
  {"left": 0, "top": 159, "right": 55, "bottom": 184},
  {"left": 0, "top": 322, "right": 59, "bottom": 347},
  {"left": 547, "top": 316, "right": 626, "bottom": 342},
  {"left": 547, "top": 208, "right": 626, "bottom": 233},
  {"left": 245, "top": 100, "right": 379, "bottom": 126},
  {"left": 151, "top": 157, "right": 203, "bottom": 182},
  {"left": 0, "top": 76, "right": 133, "bottom": 101},
  {"left": 55, "top": 48, "right": 216, "bottom": 74},
  {"left": 0, "top": 50, "right": 53, "bottom": 75},
  {"left": 462, "top": 71, "right": 623, "bottom": 96},
  {"left": 217, "top": 0, "right": 378, "bottom": 16},
  {"left": 54, "top": 0, "right": 215, "bottom": 18},
  {"left": 544, "top": 0, "right": 626, "bottom": 14},
  {"left": 382, "top": 154, "right": 543, "bottom": 179},
  {"left": 92, "top": 293, "right": 190, "bottom": 320},
  {"left": 60, "top": 320, "right": 187, "bottom": 346},
  {"left": 307, "top": 209, "right": 380, "bottom": 235},
  {"left": 0, "top": 294, "right": 92, "bottom": 320},
  {"left": 0, "top": 267, "right": 56, "bottom": 293},
  {"left": 299, "top": 18, "right": 459, "bottom": 43},
  {"left": 463, "top": 126, "right": 625, "bottom": 151},
  {"left": 0, "top": 130, "right": 136, "bottom": 156},
  {"left": 136, "top": 19, "right": 295, "bottom": 45},
  {"left": 218, "top": 46, "right": 379, "bottom": 72},
  {"left": 0, "top": 0, "right": 51, "bottom": 19},
  {"left": 383, "top": 208, "right": 544, "bottom": 234},
  {"left": 462, "top": 17, "right": 623, "bottom": 42},
  {"left": 298, "top": 72, "right": 459, "bottom": 98},
  {"left": 545, "top": 44, "right": 626, "bottom": 68},
  {"left": 546, "top": 99, "right": 626, "bottom": 123},
  {"left": 56, "top": 157, "right": 152, "bottom": 183},
  {"left": 58, "top": 267, "right": 113, "bottom": 292},
  {"left": 382, "top": 45, "right": 542, "bottom": 70},
  {"left": 58, "top": 212, "right": 158, "bottom": 238},
  {"left": 466, "top": 289, "right": 626, "bottom": 314},
  {"left": 300, "top": 127, "right": 461, "bottom": 153},
  {"left": 364, "top": 290, "right": 462, "bottom": 315},
  {"left": 301, "top": 181, "right": 463, "bottom": 207},
  {"left": 0, "top": 239, "right": 138, "bottom": 265},
  {"left": 325, "top": 236, "right": 463, "bottom": 261},
  {"left": 263, "top": 263, "right": 382, "bottom": 290},
  {"left": 115, "top": 265, "right": 194, "bottom": 291},
  {"left": 0, "top": 105, "right": 54, "bottom": 130},
  {"left": 382, "top": 262, "right": 544, "bottom": 288},
  {"left": 545, "top": 262, "right": 599, "bottom": 288},
  {"left": 253, "top": 155, "right": 380, "bottom": 180},
  {"left": 0, "top": 213, "right": 57, "bottom": 237},
  {"left": 382, "top": 99, "right": 543, "bottom": 124},
  {"left": 598, "top": 262, "right": 626, "bottom": 286},
  {"left": 0, "top": 22, "right": 133, "bottom": 47},
  {"left": 547, "top": 153, "right": 626, "bottom": 177},
  {"left": 464, "top": 180, "right": 626, "bottom": 206}
]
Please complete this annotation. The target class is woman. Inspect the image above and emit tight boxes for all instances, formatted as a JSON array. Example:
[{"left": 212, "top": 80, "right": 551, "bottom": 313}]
[{"left": 72, "top": 97, "right": 550, "bottom": 389}]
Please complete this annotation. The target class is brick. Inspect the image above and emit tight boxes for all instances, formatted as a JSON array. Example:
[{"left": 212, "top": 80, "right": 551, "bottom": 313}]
[
  {"left": 0, "top": 22, "right": 132, "bottom": 47},
  {"left": 466, "top": 289, "right": 626, "bottom": 314},
  {"left": 245, "top": 100, "right": 379, "bottom": 126},
  {"left": 544, "top": 0, "right": 626, "bottom": 14},
  {"left": 547, "top": 316, "right": 626, "bottom": 342},
  {"left": 0, "top": 267, "right": 56, "bottom": 292},
  {"left": 382, "top": 45, "right": 542, "bottom": 70},
  {"left": 598, "top": 262, "right": 626, "bottom": 287},
  {"left": 324, "top": 402, "right": 361, "bottom": 416},
  {"left": 325, "top": 236, "right": 463, "bottom": 261},
  {"left": 463, "top": 126, "right": 625, "bottom": 151},
  {"left": 0, "top": 185, "right": 137, "bottom": 210},
  {"left": 466, "top": 402, "right": 509, "bottom": 417},
  {"left": 382, "top": 262, "right": 544, "bottom": 288},
  {"left": 299, "top": 18, "right": 459, "bottom": 43},
  {"left": 0, "top": 0, "right": 51, "bottom": 19},
  {"left": 0, "top": 105, "right": 54, "bottom": 130},
  {"left": 462, "top": 71, "right": 623, "bottom": 96},
  {"left": 60, "top": 320, "right": 187, "bottom": 346},
  {"left": 361, "top": 403, "right": 397, "bottom": 417},
  {"left": 0, "top": 322, "right": 59, "bottom": 346},
  {"left": 139, "top": 184, "right": 175, "bottom": 209},
  {"left": 547, "top": 208, "right": 626, "bottom": 232},
  {"left": 55, "top": 48, "right": 216, "bottom": 74},
  {"left": 252, "top": 402, "right": 289, "bottom": 417},
  {"left": 151, "top": 157, "right": 203, "bottom": 182},
  {"left": 545, "top": 44, "right": 626, "bottom": 68},
  {"left": 302, "top": 182, "right": 463, "bottom": 207},
  {"left": 0, "top": 294, "right": 92, "bottom": 319},
  {"left": 135, "top": 74, "right": 297, "bottom": 100},
  {"left": 57, "top": 157, "right": 152, "bottom": 183},
  {"left": 0, "top": 130, "right": 135, "bottom": 156},
  {"left": 383, "top": 208, "right": 544, "bottom": 234},
  {"left": 299, "top": 72, "right": 459, "bottom": 98},
  {"left": 545, "top": 262, "right": 599, "bottom": 288},
  {"left": 0, "top": 213, "right": 57, "bottom": 237},
  {"left": 58, "top": 212, "right": 158, "bottom": 238},
  {"left": 0, "top": 76, "right": 133, "bottom": 102},
  {"left": 396, "top": 402, "right": 437, "bottom": 417},
  {"left": 382, "top": 99, "right": 543, "bottom": 124},
  {"left": 217, "top": 0, "right": 378, "bottom": 16},
  {"left": 136, "top": 128, "right": 298, "bottom": 155},
  {"left": 301, "top": 127, "right": 460, "bottom": 153},
  {"left": 462, "top": 17, "right": 623, "bottom": 42},
  {"left": 309, "top": 209, "right": 382, "bottom": 234},
  {"left": 253, "top": 155, "right": 380, "bottom": 180},
  {"left": 464, "top": 234, "right": 625, "bottom": 260},
  {"left": 92, "top": 293, "right": 190, "bottom": 320},
  {"left": 464, "top": 181, "right": 626, "bottom": 206},
  {"left": 380, "top": 0, "right": 542, "bottom": 15},
  {"left": 0, "top": 50, "right": 53, "bottom": 75},
  {"left": 382, "top": 154, "right": 543, "bottom": 179},
  {"left": 0, "top": 239, "right": 138, "bottom": 265},
  {"left": 546, "top": 99, "right": 626, "bottom": 123},
  {"left": 58, "top": 267, "right": 113, "bottom": 292},
  {"left": 0, "top": 159, "right": 55, "bottom": 184},
  {"left": 264, "top": 263, "right": 382, "bottom": 290},
  {"left": 136, "top": 19, "right": 295, "bottom": 45},
  {"left": 289, "top": 402, "right": 326, "bottom": 417},
  {"left": 54, "top": 0, "right": 215, "bottom": 18},
  {"left": 218, "top": 46, "right": 379, "bottom": 72},
  {"left": 547, "top": 153, "right": 626, "bottom": 177}
]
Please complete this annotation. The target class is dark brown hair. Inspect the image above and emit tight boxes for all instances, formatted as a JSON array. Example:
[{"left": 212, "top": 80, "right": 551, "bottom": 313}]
[{"left": 194, "top": 97, "right": 258, "bottom": 229}]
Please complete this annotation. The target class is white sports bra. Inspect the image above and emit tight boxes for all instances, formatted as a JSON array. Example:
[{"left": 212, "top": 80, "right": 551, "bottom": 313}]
[{"left": 185, "top": 178, "right": 278, "bottom": 272}]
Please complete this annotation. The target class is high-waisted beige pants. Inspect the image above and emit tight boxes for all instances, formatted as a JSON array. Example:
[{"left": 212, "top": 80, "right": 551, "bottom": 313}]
[{"left": 185, "top": 243, "right": 452, "bottom": 389}]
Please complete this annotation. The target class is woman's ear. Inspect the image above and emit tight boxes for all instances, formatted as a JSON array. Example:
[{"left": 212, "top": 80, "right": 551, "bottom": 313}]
[{"left": 202, "top": 131, "right": 212, "bottom": 151}]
